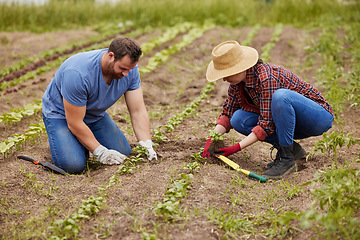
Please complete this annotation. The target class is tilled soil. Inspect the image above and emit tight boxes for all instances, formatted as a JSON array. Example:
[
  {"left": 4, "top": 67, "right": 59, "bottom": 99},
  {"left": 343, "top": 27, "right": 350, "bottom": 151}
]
[{"left": 0, "top": 26, "right": 359, "bottom": 239}]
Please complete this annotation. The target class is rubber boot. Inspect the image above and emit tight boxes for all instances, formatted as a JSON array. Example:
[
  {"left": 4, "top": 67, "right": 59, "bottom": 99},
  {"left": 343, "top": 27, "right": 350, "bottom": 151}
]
[
  {"left": 262, "top": 143, "right": 298, "bottom": 180},
  {"left": 266, "top": 141, "right": 306, "bottom": 168}
]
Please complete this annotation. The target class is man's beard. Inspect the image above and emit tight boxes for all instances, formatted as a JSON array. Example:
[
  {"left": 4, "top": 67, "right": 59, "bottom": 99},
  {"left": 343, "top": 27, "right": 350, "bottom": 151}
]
[{"left": 108, "top": 61, "right": 124, "bottom": 79}]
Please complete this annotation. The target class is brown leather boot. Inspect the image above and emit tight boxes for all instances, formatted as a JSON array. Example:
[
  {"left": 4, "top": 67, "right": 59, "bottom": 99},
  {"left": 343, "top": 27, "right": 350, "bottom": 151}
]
[{"left": 263, "top": 143, "right": 298, "bottom": 180}]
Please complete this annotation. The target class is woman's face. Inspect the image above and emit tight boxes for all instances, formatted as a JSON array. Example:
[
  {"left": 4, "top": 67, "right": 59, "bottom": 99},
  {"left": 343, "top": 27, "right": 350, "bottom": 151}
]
[{"left": 223, "top": 71, "right": 246, "bottom": 85}]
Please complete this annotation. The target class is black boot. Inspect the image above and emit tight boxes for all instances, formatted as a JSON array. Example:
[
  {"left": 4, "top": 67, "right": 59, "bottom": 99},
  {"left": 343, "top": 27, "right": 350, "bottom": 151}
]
[
  {"left": 262, "top": 143, "right": 298, "bottom": 180},
  {"left": 266, "top": 141, "right": 306, "bottom": 168}
]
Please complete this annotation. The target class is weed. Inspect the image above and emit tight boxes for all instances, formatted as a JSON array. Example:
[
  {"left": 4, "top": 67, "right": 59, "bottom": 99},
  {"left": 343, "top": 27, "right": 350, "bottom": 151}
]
[
  {"left": 206, "top": 207, "right": 255, "bottom": 238},
  {"left": 279, "top": 181, "right": 304, "bottom": 200}
]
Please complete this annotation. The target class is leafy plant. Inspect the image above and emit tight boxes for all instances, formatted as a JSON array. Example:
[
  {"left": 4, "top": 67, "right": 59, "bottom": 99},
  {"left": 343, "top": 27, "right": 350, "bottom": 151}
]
[
  {"left": 312, "top": 130, "right": 360, "bottom": 166},
  {"left": 291, "top": 166, "right": 360, "bottom": 239},
  {"left": 206, "top": 208, "right": 255, "bottom": 238},
  {"left": 208, "top": 129, "right": 223, "bottom": 141},
  {"left": 48, "top": 196, "right": 104, "bottom": 239},
  {"left": 152, "top": 127, "right": 168, "bottom": 143},
  {"left": 184, "top": 162, "right": 200, "bottom": 174}
]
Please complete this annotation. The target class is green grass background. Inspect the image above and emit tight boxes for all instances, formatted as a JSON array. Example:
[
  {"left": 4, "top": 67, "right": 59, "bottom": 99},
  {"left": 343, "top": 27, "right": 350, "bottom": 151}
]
[{"left": 0, "top": 0, "right": 358, "bottom": 33}]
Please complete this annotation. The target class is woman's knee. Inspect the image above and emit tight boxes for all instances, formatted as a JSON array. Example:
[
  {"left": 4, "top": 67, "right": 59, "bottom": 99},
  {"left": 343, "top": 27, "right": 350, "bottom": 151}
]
[
  {"left": 230, "top": 110, "right": 258, "bottom": 135},
  {"left": 272, "top": 89, "right": 290, "bottom": 101}
]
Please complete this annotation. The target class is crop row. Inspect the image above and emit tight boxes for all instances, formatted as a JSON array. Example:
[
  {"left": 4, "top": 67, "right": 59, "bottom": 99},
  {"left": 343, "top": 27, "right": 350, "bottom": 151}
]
[
  {"left": 0, "top": 22, "right": 200, "bottom": 93},
  {"left": 0, "top": 21, "right": 135, "bottom": 80}
]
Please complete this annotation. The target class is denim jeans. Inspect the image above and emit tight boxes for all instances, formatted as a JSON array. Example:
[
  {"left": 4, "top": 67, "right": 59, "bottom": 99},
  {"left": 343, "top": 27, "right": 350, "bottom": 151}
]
[
  {"left": 43, "top": 113, "right": 132, "bottom": 173},
  {"left": 230, "top": 89, "right": 333, "bottom": 146}
]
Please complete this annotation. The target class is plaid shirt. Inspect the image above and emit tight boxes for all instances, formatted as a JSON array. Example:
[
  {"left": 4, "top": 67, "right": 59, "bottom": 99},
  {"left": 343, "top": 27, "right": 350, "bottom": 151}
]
[{"left": 217, "top": 59, "right": 333, "bottom": 141}]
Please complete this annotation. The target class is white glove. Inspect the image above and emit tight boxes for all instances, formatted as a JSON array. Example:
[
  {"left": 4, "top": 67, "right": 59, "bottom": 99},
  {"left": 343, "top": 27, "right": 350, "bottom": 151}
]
[
  {"left": 139, "top": 140, "right": 157, "bottom": 160},
  {"left": 93, "top": 145, "right": 127, "bottom": 165}
]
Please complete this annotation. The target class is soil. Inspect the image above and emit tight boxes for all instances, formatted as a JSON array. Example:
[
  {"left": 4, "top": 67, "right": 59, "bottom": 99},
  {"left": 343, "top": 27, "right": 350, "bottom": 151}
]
[{"left": 0, "top": 26, "right": 359, "bottom": 239}]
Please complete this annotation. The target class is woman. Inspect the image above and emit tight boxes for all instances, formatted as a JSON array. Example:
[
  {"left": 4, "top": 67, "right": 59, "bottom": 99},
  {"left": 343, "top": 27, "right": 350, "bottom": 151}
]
[{"left": 202, "top": 40, "right": 333, "bottom": 180}]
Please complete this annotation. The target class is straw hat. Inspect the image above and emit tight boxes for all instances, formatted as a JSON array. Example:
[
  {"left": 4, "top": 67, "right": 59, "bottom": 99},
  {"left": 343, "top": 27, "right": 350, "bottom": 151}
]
[{"left": 206, "top": 40, "right": 259, "bottom": 82}]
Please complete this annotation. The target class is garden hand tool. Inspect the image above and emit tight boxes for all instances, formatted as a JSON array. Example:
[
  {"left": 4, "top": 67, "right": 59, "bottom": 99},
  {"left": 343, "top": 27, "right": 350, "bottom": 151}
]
[
  {"left": 209, "top": 150, "right": 267, "bottom": 183},
  {"left": 17, "top": 155, "right": 67, "bottom": 175}
]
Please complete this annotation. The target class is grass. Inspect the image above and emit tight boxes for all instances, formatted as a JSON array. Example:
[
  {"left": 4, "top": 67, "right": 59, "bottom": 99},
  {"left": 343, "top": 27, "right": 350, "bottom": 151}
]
[{"left": 0, "top": 0, "right": 358, "bottom": 32}]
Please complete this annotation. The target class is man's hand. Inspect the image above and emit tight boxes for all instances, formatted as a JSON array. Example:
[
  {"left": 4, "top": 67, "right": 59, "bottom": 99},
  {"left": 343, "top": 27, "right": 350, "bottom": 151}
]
[
  {"left": 139, "top": 140, "right": 157, "bottom": 160},
  {"left": 202, "top": 137, "right": 213, "bottom": 158},
  {"left": 216, "top": 143, "right": 241, "bottom": 157},
  {"left": 93, "top": 145, "right": 127, "bottom": 165}
]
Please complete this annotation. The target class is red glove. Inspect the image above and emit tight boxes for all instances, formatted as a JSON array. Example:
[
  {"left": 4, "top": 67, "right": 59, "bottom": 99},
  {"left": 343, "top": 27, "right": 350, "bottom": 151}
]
[
  {"left": 216, "top": 143, "right": 241, "bottom": 157},
  {"left": 202, "top": 137, "right": 213, "bottom": 158}
]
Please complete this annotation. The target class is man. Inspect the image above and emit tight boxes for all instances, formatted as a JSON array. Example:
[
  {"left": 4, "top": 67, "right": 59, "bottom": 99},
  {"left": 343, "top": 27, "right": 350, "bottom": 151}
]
[
  {"left": 42, "top": 37, "right": 157, "bottom": 174},
  {"left": 202, "top": 40, "right": 333, "bottom": 180}
]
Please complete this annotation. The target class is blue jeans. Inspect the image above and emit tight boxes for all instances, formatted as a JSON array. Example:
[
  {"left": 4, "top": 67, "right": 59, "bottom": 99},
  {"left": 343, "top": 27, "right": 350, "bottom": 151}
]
[
  {"left": 43, "top": 113, "right": 132, "bottom": 173},
  {"left": 230, "top": 89, "right": 333, "bottom": 146}
]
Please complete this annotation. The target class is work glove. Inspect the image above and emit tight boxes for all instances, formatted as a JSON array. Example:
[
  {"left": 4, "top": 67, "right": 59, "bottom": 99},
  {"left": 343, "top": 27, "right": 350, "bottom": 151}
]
[
  {"left": 216, "top": 143, "right": 241, "bottom": 157},
  {"left": 93, "top": 145, "right": 127, "bottom": 165},
  {"left": 139, "top": 140, "right": 157, "bottom": 160},
  {"left": 202, "top": 137, "right": 213, "bottom": 158}
]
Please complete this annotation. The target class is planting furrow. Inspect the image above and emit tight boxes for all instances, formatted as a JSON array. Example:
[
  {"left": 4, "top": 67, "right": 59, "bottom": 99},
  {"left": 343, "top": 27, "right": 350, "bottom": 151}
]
[
  {"left": 260, "top": 23, "right": 283, "bottom": 62},
  {"left": 0, "top": 23, "right": 197, "bottom": 94},
  {"left": 139, "top": 23, "right": 215, "bottom": 75},
  {"left": 0, "top": 28, "right": 134, "bottom": 82},
  {"left": 0, "top": 32, "right": 139, "bottom": 93}
]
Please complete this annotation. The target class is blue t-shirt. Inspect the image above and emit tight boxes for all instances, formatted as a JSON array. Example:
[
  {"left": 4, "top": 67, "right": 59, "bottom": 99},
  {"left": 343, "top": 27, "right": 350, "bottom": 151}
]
[{"left": 42, "top": 49, "right": 141, "bottom": 124}]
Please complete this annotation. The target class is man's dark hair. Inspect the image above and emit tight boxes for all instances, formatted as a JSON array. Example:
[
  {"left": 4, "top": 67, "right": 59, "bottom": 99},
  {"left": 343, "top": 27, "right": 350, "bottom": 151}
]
[{"left": 108, "top": 37, "right": 142, "bottom": 63}]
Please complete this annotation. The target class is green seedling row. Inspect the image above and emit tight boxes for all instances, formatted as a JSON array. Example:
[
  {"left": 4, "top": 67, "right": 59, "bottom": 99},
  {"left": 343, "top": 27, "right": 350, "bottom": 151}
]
[
  {"left": 0, "top": 22, "right": 203, "bottom": 92},
  {"left": 0, "top": 101, "right": 42, "bottom": 125},
  {"left": 0, "top": 22, "right": 135, "bottom": 79},
  {"left": 260, "top": 23, "right": 283, "bottom": 62},
  {"left": 0, "top": 123, "right": 45, "bottom": 158},
  {"left": 139, "top": 23, "right": 215, "bottom": 75}
]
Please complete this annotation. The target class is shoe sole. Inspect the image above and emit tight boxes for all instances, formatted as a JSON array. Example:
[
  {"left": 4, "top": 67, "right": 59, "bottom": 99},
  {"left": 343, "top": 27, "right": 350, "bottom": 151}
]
[{"left": 263, "top": 163, "right": 298, "bottom": 180}]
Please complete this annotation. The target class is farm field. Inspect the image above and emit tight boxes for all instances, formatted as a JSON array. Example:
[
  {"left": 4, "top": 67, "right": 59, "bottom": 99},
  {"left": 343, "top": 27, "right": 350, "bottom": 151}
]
[{"left": 0, "top": 17, "right": 360, "bottom": 240}]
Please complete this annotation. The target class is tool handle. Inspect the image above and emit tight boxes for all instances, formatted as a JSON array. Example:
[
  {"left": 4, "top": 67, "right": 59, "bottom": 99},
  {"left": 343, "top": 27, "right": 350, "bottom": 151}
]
[
  {"left": 17, "top": 155, "right": 40, "bottom": 165},
  {"left": 249, "top": 171, "right": 267, "bottom": 183}
]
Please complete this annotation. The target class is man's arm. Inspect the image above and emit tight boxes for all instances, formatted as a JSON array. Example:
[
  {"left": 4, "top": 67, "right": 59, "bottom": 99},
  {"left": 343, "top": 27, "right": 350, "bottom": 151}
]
[
  {"left": 63, "top": 98, "right": 100, "bottom": 152},
  {"left": 124, "top": 87, "right": 151, "bottom": 141}
]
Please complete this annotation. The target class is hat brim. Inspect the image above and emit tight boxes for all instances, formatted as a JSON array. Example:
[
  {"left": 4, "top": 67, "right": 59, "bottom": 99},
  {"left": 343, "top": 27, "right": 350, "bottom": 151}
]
[{"left": 206, "top": 46, "right": 259, "bottom": 82}]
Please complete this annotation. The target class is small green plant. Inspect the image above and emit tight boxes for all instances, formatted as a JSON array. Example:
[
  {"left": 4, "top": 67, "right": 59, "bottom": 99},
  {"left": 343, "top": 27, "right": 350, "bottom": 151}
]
[
  {"left": 48, "top": 196, "right": 104, "bottom": 239},
  {"left": 312, "top": 130, "right": 360, "bottom": 167},
  {"left": 283, "top": 165, "right": 360, "bottom": 239},
  {"left": 206, "top": 208, "right": 255, "bottom": 238},
  {"left": 152, "top": 127, "right": 168, "bottom": 143},
  {"left": 153, "top": 173, "right": 193, "bottom": 222},
  {"left": 184, "top": 162, "right": 200, "bottom": 174},
  {"left": 190, "top": 152, "right": 206, "bottom": 163},
  {"left": 279, "top": 182, "right": 304, "bottom": 200},
  {"left": 208, "top": 129, "right": 223, "bottom": 141}
]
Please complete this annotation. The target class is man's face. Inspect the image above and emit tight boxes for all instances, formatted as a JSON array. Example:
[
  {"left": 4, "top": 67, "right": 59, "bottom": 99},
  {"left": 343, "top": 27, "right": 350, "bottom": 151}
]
[
  {"left": 223, "top": 71, "right": 246, "bottom": 85},
  {"left": 108, "top": 54, "right": 137, "bottom": 79}
]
